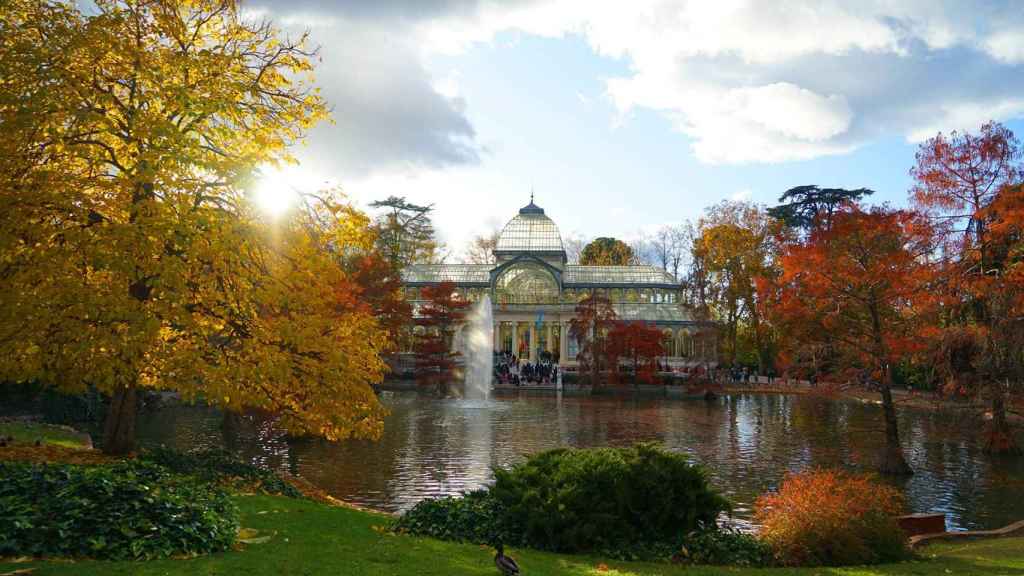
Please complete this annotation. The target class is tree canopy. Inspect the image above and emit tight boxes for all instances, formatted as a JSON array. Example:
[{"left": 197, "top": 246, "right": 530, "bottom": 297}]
[
  {"left": 569, "top": 294, "right": 617, "bottom": 386},
  {"left": 768, "top": 185, "right": 874, "bottom": 233},
  {"left": 607, "top": 321, "right": 665, "bottom": 385},
  {"left": 0, "top": 0, "right": 390, "bottom": 453},
  {"left": 579, "top": 237, "right": 634, "bottom": 266},
  {"left": 464, "top": 229, "right": 500, "bottom": 265},
  {"left": 910, "top": 122, "right": 1024, "bottom": 454},
  {"left": 695, "top": 201, "right": 781, "bottom": 372},
  {"left": 369, "top": 196, "right": 442, "bottom": 268},
  {"left": 413, "top": 282, "right": 470, "bottom": 396},
  {"left": 778, "top": 205, "right": 936, "bottom": 474}
]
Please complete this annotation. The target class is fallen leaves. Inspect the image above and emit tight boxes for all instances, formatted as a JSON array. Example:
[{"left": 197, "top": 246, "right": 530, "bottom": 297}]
[{"left": 0, "top": 444, "right": 119, "bottom": 465}]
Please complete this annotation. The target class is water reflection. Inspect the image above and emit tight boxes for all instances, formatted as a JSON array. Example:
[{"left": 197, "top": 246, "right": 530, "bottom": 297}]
[{"left": 135, "top": 392, "right": 1024, "bottom": 530}]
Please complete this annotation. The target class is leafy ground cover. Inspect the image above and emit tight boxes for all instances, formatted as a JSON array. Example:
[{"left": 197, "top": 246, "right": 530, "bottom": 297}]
[
  {"left": 1, "top": 461, "right": 238, "bottom": 560},
  {"left": 2, "top": 494, "right": 1022, "bottom": 576}
]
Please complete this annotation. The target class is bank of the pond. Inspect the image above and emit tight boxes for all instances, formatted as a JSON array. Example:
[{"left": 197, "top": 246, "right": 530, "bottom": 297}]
[
  {"left": 383, "top": 378, "right": 1024, "bottom": 425},
  {"left": 0, "top": 418, "right": 94, "bottom": 449},
  {"left": 2, "top": 494, "right": 1023, "bottom": 576}
]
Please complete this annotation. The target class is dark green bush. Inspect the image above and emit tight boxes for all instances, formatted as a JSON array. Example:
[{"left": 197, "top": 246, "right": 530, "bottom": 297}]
[
  {"left": 679, "top": 529, "right": 774, "bottom": 567},
  {"left": 0, "top": 461, "right": 238, "bottom": 560},
  {"left": 491, "top": 443, "right": 729, "bottom": 554},
  {"left": 393, "top": 489, "right": 512, "bottom": 545},
  {"left": 140, "top": 447, "right": 302, "bottom": 498},
  {"left": 395, "top": 444, "right": 731, "bottom": 559}
]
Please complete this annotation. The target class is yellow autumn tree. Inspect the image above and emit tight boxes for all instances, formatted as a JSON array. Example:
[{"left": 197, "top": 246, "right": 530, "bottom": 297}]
[
  {"left": 0, "top": 0, "right": 388, "bottom": 453},
  {"left": 695, "top": 201, "right": 783, "bottom": 372}
]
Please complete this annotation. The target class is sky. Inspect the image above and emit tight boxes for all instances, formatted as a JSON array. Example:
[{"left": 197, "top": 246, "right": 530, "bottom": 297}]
[{"left": 248, "top": 0, "right": 1024, "bottom": 257}]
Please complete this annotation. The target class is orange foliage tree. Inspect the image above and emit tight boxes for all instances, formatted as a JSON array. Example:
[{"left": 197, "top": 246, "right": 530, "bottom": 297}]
[
  {"left": 348, "top": 252, "right": 411, "bottom": 353},
  {"left": 413, "top": 282, "right": 470, "bottom": 396},
  {"left": 778, "top": 205, "right": 936, "bottom": 474},
  {"left": 569, "top": 294, "right": 617, "bottom": 387},
  {"left": 755, "top": 469, "right": 906, "bottom": 566},
  {"left": 910, "top": 121, "right": 1023, "bottom": 455},
  {"left": 606, "top": 321, "right": 665, "bottom": 385}
]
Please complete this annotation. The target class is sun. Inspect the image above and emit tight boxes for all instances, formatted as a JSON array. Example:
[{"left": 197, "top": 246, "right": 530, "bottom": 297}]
[{"left": 253, "top": 168, "right": 298, "bottom": 216}]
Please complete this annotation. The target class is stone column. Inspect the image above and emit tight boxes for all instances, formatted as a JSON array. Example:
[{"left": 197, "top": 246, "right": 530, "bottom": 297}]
[
  {"left": 545, "top": 323, "right": 553, "bottom": 354},
  {"left": 559, "top": 322, "right": 568, "bottom": 364},
  {"left": 493, "top": 322, "right": 500, "bottom": 352},
  {"left": 528, "top": 322, "right": 537, "bottom": 363},
  {"left": 514, "top": 322, "right": 522, "bottom": 358}
]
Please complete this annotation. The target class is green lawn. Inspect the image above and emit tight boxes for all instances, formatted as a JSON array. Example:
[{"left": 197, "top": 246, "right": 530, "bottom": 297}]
[
  {"left": 0, "top": 421, "right": 89, "bottom": 449},
  {"left": 2, "top": 494, "right": 1022, "bottom": 576}
]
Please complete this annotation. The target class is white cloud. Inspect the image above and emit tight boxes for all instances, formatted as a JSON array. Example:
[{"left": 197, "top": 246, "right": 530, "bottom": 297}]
[
  {"left": 247, "top": 1, "right": 1024, "bottom": 171},
  {"left": 733, "top": 84, "right": 853, "bottom": 142},
  {"left": 984, "top": 30, "right": 1024, "bottom": 64},
  {"left": 730, "top": 189, "right": 753, "bottom": 202},
  {"left": 410, "top": 0, "right": 1024, "bottom": 164},
  {"left": 907, "top": 98, "right": 1024, "bottom": 142},
  {"left": 432, "top": 69, "right": 464, "bottom": 100},
  {"left": 246, "top": 2, "right": 483, "bottom": 178}
]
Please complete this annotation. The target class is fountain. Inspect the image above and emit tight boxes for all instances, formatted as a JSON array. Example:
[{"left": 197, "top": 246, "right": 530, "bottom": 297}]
[{"left": 461, "top": 294, "right": 494, "bottom": 399}]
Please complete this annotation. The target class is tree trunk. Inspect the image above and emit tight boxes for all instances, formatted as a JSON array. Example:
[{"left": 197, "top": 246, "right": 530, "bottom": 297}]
[
  {"left": 222, "top": 409, "right": 243, "bottom": 453},
  {"left": 102, "top": 384, "right": 137, "bottom": 455},
  {"left": 879, "top": 385, "right": 913, "bottom": 475},
  {"left": 985, "top": 385, "right": 1022, "bottom": 456}
]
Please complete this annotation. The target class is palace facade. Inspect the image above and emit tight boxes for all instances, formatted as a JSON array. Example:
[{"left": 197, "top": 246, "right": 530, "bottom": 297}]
[{"left": 401, "top": 199, "right": 716, "bottom": 367}]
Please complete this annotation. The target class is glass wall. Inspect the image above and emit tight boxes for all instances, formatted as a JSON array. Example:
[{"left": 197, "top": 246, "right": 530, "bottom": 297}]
[{"left": 494, "top": 263, "right": 559, "bottom": 304}]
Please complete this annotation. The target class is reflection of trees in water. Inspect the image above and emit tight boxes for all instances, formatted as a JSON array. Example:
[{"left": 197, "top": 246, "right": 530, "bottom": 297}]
[{"left": 137, "top": 393, "right": 1024, "bottom": 528}]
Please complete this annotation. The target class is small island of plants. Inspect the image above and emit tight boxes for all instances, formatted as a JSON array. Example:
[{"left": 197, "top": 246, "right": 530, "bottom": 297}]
[{"left": 395, "top": 443, "right": 912, "bottom": 568}]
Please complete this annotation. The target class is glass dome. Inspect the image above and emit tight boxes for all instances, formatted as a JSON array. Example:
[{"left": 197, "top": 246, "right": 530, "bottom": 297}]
[{"left": 495, "top": 200, "right": 565, "bottom": 253}]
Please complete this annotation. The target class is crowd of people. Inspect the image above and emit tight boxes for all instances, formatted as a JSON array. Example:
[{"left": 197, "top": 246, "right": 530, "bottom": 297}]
[
  {"left": 719, "top": 365, "right": 776, "bottom": 385},
  {"left": 494, "top": 351, "right": 559, "bottom": 386}
]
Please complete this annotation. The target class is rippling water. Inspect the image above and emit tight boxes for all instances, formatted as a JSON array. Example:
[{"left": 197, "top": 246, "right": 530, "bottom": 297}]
[{"left": 135, "top": 391, "right": 1024, "bottom": 531}]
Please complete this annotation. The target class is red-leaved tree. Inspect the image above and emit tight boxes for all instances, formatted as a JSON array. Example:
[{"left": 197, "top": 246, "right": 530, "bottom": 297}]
[
  {"left": 607, "top": 321, "right": 665, "bottom": 386},
  {"left": 569, "top": 294, "right": 617, "bottom": 387},
  {"left": 413, "top": 282, "right": 469, "bottom": 396},
  {"left": 910, "top": 121, "right": 1024, "bottom": 455},
  {"left": 779, "top": 205, "right": 937, "bottom": 474},
  {"left": 349, "top": 253, "right": 412, "bottom": 353}
]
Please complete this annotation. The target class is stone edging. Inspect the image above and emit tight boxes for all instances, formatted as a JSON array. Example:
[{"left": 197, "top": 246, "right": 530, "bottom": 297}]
[{"left": 909, "top": 519, "right": 1024, "bottom": 549}]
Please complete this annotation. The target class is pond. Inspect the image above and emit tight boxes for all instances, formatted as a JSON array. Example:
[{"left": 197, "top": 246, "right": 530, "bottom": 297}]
[{"left": 135, "top": 391, "right": 1024, "bottom": 531}]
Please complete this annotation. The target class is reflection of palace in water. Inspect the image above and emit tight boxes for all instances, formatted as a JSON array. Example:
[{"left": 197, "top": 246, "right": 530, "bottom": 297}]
[{"left": 400, "top": 198, "right": 717, "bottom": 367}]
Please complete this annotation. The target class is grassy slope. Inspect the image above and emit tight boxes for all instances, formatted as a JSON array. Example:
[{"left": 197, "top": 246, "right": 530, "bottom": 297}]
[
  {"left": 0, "top": 421, "right": 88, "bottom": 449},
  {"left": 3, "top": 495, "right": 1022, "bottom": 576}
]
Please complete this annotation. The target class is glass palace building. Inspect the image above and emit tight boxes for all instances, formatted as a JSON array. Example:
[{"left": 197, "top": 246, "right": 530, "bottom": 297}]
[{"left": 401, "top": 200, "right": 717, "bottom": 367}]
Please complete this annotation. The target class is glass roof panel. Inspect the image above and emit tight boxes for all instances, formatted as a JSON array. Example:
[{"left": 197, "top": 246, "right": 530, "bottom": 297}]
[
  {"left": 564, "top": 265, "right": 678, "bottom": 285},
  {"left": 402, "top": 264, "right": 491, "bottom": 284},
  {"left": 495, "top": 213, "right": 565, "bottom": 252},
  {"left": 613, "top": 303, "right": 693, "bottom": 322}
]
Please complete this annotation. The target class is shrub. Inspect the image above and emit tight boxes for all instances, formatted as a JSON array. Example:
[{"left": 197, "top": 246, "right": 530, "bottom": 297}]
[
  {"left": 754, "top": 469, "right": 909, "bottom": 566},
  {"left": 141, "top": 447, "right": 302, "bottom": 498},
  {"left": 393, "top": 489, "right": 511, "bottom": 545},
  {"left": 679, "top": 529, "right": 774, "bottom": 567},
  {"left": 0, "top": 460, "right": 238, "bottom": 560},
  {"left": 491, "top": 443, "right": 729, "bottom": 554}
]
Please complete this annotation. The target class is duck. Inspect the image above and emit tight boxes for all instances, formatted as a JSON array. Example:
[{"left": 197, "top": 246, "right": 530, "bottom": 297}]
[{"left": 493, "top": 542, "right": 520, "bottom": 576}]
